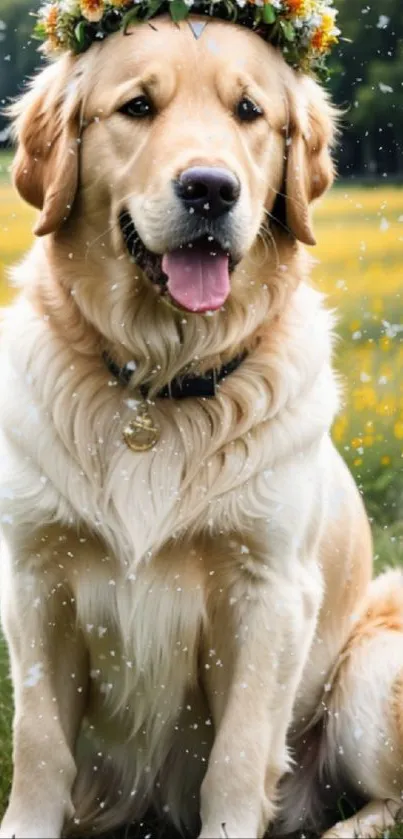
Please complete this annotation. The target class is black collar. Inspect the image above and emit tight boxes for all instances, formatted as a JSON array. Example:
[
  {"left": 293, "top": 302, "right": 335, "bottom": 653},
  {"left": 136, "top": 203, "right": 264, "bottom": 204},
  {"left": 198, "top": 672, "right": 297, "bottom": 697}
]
[{"left": 103, "top": 350, "right": 247, "bottom": 399}]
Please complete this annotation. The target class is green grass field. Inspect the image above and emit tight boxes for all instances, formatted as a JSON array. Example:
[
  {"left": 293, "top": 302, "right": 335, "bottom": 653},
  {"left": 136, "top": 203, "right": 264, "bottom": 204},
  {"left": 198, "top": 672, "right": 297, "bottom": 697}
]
[{"left": 0, "top": 152, "right": 403, "bottom": 834}]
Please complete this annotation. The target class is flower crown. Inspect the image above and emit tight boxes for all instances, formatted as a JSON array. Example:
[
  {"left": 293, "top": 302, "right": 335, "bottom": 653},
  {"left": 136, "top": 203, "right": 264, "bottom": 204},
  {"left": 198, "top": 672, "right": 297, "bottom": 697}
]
[{"left": 34, "top": 0, "right": 340, "bottom": 76}]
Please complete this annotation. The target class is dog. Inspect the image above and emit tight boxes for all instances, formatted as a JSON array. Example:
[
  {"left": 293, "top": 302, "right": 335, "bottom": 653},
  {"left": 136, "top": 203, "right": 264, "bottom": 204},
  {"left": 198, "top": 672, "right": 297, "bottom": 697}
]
[{"left": 1, "top": 15, "right": 403, "bottom": 839}]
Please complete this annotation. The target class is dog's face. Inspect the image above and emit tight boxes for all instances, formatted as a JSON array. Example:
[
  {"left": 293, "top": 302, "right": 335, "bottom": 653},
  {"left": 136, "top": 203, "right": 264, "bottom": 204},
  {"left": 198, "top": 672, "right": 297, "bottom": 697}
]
[{"left": 12, "top": 17, "right": 336, "bottom": 314}]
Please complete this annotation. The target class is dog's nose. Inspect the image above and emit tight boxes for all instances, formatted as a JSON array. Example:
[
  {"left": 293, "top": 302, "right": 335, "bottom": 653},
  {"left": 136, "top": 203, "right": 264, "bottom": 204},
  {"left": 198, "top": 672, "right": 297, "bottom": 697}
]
[{"left": 175, "top": 166, "right": 240, "bottom": 218}]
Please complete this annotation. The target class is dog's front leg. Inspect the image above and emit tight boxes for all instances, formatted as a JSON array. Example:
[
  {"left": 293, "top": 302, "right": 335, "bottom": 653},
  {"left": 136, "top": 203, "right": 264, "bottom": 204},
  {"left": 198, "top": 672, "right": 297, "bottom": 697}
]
[
  {"left": 0, "top": 528, "right": 88, "bottom": 839},
  {"left": 199, "top": 549, "right": 322, "bottom": 839}
]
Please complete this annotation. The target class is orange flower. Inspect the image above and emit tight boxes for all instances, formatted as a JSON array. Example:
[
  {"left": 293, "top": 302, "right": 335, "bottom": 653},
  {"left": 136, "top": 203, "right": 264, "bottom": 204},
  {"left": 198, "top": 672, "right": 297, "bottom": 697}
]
[
  {"left": 44, "top": 4, "right": 61, "bottom": 49},
  {"left": 286, "top": 0, "right": 315, "bottom": 15},
  {"left": 287, "top": 0, "right": 306, "bottom": 13},
  {"left": 80, "top": 0, "right": 104, "bottom": 22},
  {"left": 311, "top": 11, "right": 339, "bottom": 53}
]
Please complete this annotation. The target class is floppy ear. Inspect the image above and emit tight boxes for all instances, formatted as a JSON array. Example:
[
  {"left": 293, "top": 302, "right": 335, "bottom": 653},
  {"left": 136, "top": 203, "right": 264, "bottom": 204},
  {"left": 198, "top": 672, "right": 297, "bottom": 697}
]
[
  {"left": 11, "top": 57, "right": 80, "bottom": 236},
  {"left": 285, "top": 77, "right": 338, "bottom": 246}
]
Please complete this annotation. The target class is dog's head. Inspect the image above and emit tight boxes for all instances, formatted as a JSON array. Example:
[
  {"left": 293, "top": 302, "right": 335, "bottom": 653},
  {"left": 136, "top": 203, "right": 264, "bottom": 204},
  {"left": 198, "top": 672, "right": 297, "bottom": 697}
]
[{"left": 12, "top": 17, "right": 337, "bottom": 315}]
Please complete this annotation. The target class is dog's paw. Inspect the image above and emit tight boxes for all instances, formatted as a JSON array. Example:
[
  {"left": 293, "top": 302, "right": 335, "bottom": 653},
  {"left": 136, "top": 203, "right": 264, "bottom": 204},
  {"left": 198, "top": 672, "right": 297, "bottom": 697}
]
[{"left": 321, "top": 799, "right": 401, "bottom": 839}]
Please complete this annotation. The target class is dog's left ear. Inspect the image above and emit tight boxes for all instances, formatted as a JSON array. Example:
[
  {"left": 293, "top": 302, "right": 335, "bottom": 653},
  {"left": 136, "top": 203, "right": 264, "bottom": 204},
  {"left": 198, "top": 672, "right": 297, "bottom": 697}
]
[
  {"left": 10, "top": 56, "right": 81, "bottom": 237},
  {"left": 285, "top": 77, "right": 338, "bottom": 246}
]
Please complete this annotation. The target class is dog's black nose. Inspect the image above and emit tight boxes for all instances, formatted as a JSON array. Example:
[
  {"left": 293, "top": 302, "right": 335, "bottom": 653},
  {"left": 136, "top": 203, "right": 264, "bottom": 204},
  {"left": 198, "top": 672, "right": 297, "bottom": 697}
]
[{"left": 175, "top": 166, "right": 240, "bottom": 218}]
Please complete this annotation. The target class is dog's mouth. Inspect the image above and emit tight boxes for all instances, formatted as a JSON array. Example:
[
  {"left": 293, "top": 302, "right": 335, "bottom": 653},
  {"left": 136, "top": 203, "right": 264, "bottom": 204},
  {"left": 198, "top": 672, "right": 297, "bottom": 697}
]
[{"left": 119, "top": 210, "right": 237, "bottom": 314}]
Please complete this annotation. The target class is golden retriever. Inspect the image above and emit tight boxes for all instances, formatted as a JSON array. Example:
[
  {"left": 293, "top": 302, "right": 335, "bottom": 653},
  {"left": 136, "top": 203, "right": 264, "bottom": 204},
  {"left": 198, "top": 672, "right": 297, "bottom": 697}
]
[{"left": 1, "top": 16, "right": 403, "bottom": 839}]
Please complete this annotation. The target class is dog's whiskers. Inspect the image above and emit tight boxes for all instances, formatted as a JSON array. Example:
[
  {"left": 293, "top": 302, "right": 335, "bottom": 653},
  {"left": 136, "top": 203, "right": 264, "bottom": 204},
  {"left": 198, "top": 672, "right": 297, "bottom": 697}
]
[
  {"left": 258, "top": 223, "right": 280, "bottom": 269},
  {"left": 263, "top": 207, "right": 294, "bottom": 240}
]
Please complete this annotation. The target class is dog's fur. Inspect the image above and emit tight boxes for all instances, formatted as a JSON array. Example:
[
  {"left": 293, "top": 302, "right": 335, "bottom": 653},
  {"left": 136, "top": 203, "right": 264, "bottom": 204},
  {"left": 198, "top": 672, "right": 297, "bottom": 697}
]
[{"left": 1, "top": 17, "right": 403, "bottom": 839}]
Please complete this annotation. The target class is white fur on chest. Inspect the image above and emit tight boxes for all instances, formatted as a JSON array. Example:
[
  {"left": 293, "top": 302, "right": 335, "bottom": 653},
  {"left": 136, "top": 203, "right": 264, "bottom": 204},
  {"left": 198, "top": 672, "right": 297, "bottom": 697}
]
[{"left": 0, "top": 284, "right": 338, "bottom": 573}]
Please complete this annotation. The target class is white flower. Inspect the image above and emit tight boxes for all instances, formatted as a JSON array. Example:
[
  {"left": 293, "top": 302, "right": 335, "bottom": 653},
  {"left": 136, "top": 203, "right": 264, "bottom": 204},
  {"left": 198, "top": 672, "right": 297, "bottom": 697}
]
[{"left": 60, "top": 0, "right": 81, "bottom": 12}]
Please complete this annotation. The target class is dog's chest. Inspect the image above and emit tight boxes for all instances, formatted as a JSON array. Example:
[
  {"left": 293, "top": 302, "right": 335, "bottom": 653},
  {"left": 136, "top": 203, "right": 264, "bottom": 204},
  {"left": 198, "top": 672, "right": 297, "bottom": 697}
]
[{"left": 75, "top": 545, "right": 207, "bottom": 741}]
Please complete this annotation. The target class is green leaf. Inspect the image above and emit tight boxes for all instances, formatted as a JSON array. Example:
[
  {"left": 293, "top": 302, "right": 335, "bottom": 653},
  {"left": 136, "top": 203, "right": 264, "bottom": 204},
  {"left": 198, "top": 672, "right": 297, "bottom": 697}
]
[
  {"left": 279, "top": 18, "right": 296, "bottom": 42},
  {"left": 122, "top": 6, "right": 143, "bottom": 33},
  {"left": 254, "top": 8, "right": 262, "bottom": 26},
  {"left": 32, "top": 21, "right": 47, "bottom": 41},
  {"left": 144, "top": 0, "right": 163, "bottom": 19},
  {"left": 169, "top": 0, "right": 189, "bottom": 23},
  {"left": 74, "top": 20, "right": 86, "bottom": 49},
  {"left": 262, "top": 4, "right": 276, "bottom": 25},
  {"left": 372, "top": 469, "right": 395, "bottom": 494}
]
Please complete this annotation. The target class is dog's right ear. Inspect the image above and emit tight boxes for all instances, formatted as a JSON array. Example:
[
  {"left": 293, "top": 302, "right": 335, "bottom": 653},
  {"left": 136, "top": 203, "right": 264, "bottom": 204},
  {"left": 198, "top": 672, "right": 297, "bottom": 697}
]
[
  {"left": 10, "top": 57, "right": 81, "bottom": 236},
  {"left": 284, "top": 76, "right": 338, "bottom": 246}
]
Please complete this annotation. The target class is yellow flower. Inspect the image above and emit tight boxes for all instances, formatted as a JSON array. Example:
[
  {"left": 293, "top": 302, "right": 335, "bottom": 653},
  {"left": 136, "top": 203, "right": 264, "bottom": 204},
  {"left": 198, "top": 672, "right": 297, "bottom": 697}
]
[
  {"left": 351, "top": 437, "right": 363, "bottom": 449},
  {"left": 352, "top": 385, "right": 377, "bottom": 412},
  {"left": 376, "top": 395, "right": 397, "bottom": 416},
  {"left": 394, "top": 421, "right": 403, "bottom": 440},
  {"left": 353, "top": 458, "right": 363, "bottom": 467},
  {"left": 80, "top": 0, "right": 104, "bottom": 22},
  {"left": 311, "top": 11, "right": 339, "bottom": 53},
  {"left": 380, "top": 455, "right": 391, "bottom": 466},
  {"left": 380, "top": 336, "right": 391, "bottom": 352},
  {"left": 332, "top": 415, "right": 348, "bottom": 443},
  {"left": 363, "top": 435, "right": 374, "bottom": 447},
  {"left": 349, "top": 319, "right": 361, "bottom": 332}
]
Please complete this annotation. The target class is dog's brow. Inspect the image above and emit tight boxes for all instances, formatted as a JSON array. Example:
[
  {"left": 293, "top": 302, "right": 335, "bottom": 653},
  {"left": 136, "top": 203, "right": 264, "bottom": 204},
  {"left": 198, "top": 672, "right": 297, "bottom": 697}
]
[{"left": 140, "top": 70, "right": 168, "bottom": 101}]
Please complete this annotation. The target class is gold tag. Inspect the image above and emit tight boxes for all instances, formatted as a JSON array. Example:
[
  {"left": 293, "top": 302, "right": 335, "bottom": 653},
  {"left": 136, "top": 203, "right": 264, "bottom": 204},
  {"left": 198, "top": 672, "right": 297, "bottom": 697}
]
[{"left": 123, "top": 402, "right": 160, "bottom": 452}]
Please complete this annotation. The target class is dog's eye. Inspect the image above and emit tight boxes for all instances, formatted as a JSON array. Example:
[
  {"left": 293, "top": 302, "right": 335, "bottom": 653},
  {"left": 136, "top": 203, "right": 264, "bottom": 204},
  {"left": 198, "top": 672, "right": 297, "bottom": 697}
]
[
  {"left": 235, "top": 97, "right": 263, "bottom": 122},
  {"left": 119, "top": 95, "right": 154, "bottom": 119}
]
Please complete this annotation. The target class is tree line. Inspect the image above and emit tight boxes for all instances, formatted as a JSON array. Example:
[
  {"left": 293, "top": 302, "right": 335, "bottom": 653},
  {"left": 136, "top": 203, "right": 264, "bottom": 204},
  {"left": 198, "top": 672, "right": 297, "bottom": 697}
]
[{"left": 0, "top": 0, "right": 402, "bottom": 177}]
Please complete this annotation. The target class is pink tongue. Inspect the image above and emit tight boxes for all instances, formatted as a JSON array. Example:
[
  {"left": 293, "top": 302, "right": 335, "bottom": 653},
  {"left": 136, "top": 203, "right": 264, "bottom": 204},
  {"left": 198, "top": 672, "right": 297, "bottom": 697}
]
[{"left": 162, "top": 243, "right": 230, "bottom": 313}]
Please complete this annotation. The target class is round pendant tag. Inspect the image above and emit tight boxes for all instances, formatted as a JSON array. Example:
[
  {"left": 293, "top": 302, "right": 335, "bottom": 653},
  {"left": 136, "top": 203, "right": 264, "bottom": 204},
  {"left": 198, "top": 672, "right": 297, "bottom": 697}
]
[{"left": 123, "top": 407, "right": 160, "bottom": 452}]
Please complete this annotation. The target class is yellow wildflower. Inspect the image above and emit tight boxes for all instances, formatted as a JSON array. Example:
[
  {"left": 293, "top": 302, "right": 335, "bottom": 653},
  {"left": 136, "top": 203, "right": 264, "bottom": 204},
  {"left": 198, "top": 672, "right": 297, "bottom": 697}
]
[
  {"left": 349, "top": 319, "right": 361, "bottom": 332},
  {"left": 332, "top": 414, "right": 348, "bottom": 443},
  {"left": 363, "top": 435, "right": 375, "bottom": 447},
  {"left": 80, "top": 0, "right": 104, "bottom": 22},
  {"left": 352, "top": 385, "right": 377, "bottom": 412},
  {"left": 376, "top": 395, "right": 397, "bottom": 416},
  {"left": 380, "top": 455, "right": 391, "bottom": 466},
  {"left": 311, "top": 12, "right": 339, "bottom": 53},
  {"left": 394, "top": 421, "right": 403, "bottom": 440},
  {"left": 353, "top": 458, "right": 363, "bottom": 467}
]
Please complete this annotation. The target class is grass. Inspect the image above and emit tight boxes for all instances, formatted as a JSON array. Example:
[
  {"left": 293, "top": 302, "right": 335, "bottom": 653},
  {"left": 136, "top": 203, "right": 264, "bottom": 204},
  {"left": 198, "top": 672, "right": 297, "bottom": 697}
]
[
  {"left": 0, "top": 153, "right": 13, "bottom": 184},
  {"left": 0, "top": 159, "right": 403, "bottom": 834}
]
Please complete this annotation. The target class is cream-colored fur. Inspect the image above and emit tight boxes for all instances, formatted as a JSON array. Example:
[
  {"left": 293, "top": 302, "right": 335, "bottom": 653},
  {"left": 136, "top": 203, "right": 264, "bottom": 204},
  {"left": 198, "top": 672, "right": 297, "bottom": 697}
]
[{"left": 1, "top": 17, "right": 403, "bottom": 839}]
